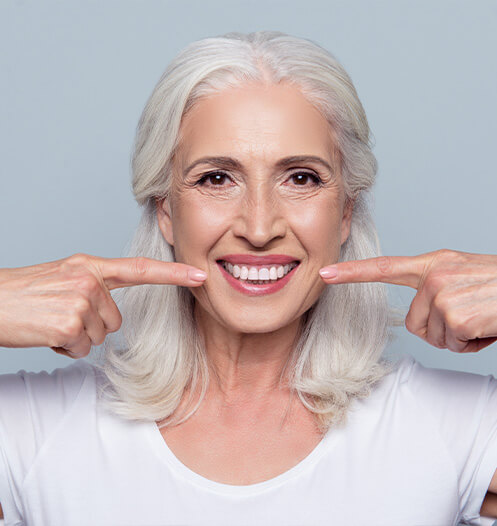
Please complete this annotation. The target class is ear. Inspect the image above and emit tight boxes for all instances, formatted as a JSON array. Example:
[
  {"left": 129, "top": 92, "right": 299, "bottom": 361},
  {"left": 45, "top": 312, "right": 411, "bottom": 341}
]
[
  {"left": 340, "top": 196, "right": 354, "bottom": 245},
  {"left": 156, "top": 197, "right": 175, "bottom": 246}
]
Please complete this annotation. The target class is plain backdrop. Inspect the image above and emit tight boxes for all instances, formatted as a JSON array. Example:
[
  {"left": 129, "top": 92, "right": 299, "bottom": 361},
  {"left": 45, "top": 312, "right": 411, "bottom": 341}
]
[
  {"left": 1, "top": 0, "right": 496, "bottom": 379},
  {"left": 0, "top": 3, "right": 496, "bottom": 524}
]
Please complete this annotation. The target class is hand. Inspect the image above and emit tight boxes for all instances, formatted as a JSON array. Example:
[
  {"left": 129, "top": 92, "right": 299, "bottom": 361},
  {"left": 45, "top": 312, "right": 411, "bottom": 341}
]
[
  {"left": 0, "top": 253, "right": 207, "bottom": 358},
  {"left": 319, "top": 249, "right": 497, "bottom": 354}
]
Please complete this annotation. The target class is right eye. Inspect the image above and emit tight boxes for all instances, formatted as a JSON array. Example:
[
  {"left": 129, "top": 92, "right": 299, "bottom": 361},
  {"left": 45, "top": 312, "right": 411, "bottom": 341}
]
[{"left": 196, "top": 171, "right": 232, "bottom": 187}]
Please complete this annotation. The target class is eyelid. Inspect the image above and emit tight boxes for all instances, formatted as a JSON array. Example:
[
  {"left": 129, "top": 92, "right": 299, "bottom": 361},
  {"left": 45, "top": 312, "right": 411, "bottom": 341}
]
[
  {"left": 195, "top": 170, "right": 235, "bottom": 185},
  {"left": 195, "top": 169, "right": 323, "bottom": 187}
]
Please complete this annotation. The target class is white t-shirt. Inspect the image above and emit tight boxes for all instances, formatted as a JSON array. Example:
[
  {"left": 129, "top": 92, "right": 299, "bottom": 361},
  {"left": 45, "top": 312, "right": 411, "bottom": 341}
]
[{"left": 1, "top": 354, "right": 497, "bottom": 526}]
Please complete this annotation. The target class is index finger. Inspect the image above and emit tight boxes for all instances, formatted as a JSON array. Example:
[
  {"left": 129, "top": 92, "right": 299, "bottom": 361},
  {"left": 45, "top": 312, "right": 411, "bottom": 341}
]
[
  {"left": 319, "top": 255, "right": 430, "bottom": 289},
  {"left": 88, "top": 256, "right": 207, "bottom": 290}
]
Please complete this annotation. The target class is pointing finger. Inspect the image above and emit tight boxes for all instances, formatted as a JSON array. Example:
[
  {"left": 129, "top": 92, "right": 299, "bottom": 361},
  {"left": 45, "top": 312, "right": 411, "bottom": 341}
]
[
  {"left": 319, "top": 255, "right": 431, "bottom": 289},
  {"left": 88, "top": 256, "right": 208, "bottom": 291}
]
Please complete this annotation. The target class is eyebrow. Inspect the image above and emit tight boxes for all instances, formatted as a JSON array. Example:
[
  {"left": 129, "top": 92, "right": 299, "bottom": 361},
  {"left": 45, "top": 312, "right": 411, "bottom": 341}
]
[{"left": 183, "top": 155, "right": 334, "bottom": 177}]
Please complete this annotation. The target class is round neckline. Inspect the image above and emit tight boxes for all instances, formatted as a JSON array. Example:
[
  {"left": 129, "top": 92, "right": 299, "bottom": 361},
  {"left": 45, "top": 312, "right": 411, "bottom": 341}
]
[{"left": 146, "top": 418, "right": 338, "bottom": 496}]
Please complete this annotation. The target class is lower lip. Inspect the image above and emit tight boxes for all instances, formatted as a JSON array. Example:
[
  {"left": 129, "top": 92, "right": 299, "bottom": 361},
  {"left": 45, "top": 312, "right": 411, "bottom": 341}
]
[{"left": 217, "top": 262, "right": 299, "bottom": 296}]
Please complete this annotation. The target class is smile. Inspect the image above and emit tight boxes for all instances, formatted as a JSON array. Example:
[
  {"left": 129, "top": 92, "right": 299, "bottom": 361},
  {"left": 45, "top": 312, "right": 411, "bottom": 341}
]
[{"left": 216, "top": 260, "right": 300, "bottom": 296}]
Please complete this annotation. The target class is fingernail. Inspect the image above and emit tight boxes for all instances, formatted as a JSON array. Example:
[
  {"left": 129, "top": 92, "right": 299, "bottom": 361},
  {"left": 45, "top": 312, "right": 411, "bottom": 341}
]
[
  {"left": 188, "top": 269, "right": 207, "bottom": 282},
  {"left": 319, "top": 266, "right": 338, "bottom": 279}
]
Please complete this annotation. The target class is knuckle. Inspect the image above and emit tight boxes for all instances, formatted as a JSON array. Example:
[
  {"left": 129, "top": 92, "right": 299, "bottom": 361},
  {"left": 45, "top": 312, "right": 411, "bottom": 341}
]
[
  {"left": 76, "top": 274, "right": 100, "bottom": 296},
  {"left": 431, "top": 292, "right": 451, "bottom": 312},
  {"left": 169, "top": 266, "right": 182, "bottom": 281},
  {"left": 445, "top": 310, "right": 467, "bottom": 334},
  {"left": 132, "top": 257, "right": 149, "bottom": 277},
  {"left": 67, "top": 253, "right": 90, "bottom": 266},
  {"left": 435, "top": 248, "right": 464, "bottom": 264},
  {"left": 72, "top": 294, "right": 91, "bottom": 314},
  {"left": 60, "top": 316, "right": 84, "bottom": 340},
  {"left": 376, "top": 256, "right": 392, "bottom": 276}
]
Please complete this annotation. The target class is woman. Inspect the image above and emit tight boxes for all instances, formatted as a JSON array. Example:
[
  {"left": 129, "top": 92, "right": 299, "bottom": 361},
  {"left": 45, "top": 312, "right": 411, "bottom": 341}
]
[{"left": 1, "top": 30, "right": 497, "bottom": 525}]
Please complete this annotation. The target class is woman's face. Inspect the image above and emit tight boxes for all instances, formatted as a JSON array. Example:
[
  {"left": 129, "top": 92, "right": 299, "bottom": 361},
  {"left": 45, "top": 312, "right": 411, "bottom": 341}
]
[{"left": 157, "top": 82, "right": 353, "bottom": 333}]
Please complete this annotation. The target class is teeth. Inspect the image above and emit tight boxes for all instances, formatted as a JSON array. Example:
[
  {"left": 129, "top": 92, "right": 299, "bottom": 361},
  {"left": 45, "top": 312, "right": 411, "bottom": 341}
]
[
  {"left": 221, "top": 261, "right": 298, "bottom": 283},
  {"left": 248, "top": 267, "right": 259, "bottom": 280}
]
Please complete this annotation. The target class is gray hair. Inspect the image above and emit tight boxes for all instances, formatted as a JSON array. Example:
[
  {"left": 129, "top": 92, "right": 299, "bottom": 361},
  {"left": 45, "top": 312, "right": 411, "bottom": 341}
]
[{"left": 90, "top": 30, "right": 405, "bottom": 435}]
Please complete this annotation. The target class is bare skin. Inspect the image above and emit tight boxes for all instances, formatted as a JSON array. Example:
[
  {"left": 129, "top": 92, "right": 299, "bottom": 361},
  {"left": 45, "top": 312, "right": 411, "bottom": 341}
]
[
  {"left": 0, "top": 255, "right": 209, "bottom": 516},
  {"left": 155, "top": 81, "right": 354, "bottom": 483},
  {"left": 0, "top": 81, "right": 496, "bottom": 515},
  {"left": 0, "top": 81, "right": 352, "bottom": 490},
  {"left": 0, "top": 254, "right": 207, "bottom": 357}
]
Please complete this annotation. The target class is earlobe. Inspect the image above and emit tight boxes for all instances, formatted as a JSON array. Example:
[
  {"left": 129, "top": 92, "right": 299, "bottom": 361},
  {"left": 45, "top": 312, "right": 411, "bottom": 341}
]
[{"left": 156, "top": 197, "right": 175, "bottom": 246}]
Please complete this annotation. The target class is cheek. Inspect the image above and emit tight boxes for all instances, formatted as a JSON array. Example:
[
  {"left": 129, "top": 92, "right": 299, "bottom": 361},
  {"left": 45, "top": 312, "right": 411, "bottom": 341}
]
[
  {"left": 174, "top": 197, "right": 234, "bottom": 253},
  {"left": 289, "top": 200, "right": 343, "bottom": 253}
]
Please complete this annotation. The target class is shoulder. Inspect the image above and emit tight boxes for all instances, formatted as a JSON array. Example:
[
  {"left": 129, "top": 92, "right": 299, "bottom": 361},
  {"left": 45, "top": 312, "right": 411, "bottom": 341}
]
[
  {"left": 392, "top": 354, "right": 497, "bottom": 523},
  {"left": 0, "top": 359, "right": 98, "bottom": 521},
  {"left": 370, "top": 353, "right": 497, "bottom": 463},
  {"left": 389, "top": 353, "right": 497, "bottom": 432},
  {"left": 0, "top": 359, "right": 96, "bottom": 416},
  {"left": 401, "top": 354, "right": 496, "bottom": 419},
  {"left": 0, "top": 359, "right": 97, "bottom": 462}
]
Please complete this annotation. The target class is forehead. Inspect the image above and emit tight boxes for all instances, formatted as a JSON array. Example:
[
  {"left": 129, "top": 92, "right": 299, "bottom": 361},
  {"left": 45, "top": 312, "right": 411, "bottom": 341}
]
[{"left": 176, "top": 83, "right": 336, "bottom": 166}]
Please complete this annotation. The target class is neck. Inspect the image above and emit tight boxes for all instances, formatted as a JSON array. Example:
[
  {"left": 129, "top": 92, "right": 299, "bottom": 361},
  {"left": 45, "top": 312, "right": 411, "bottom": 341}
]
[{"left": 194, "top": 302, "right": 305, "bottom": 404}]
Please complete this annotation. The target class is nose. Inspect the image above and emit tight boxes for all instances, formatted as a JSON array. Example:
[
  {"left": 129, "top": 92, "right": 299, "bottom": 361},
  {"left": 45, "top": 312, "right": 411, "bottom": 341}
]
[{"left": 232, "top": 182, "right": 286, "bottom": 248}]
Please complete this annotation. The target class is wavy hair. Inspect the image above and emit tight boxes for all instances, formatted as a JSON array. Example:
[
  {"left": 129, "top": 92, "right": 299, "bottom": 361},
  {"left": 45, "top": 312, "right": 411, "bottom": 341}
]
[{"left": 90, "top": 30, "right": 406, "bottom": 435}]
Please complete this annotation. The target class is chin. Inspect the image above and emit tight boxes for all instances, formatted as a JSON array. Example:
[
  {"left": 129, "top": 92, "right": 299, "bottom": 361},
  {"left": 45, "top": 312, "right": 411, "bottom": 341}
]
[{"left": 220, "top": 312, "right": 300, "bottom": 334}]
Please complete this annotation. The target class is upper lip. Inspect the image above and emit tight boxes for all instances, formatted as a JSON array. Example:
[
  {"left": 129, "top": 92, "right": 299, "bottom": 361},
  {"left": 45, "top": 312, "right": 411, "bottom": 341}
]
[{"left": 217, "top": 254, "right": 300, "bottom": 266}]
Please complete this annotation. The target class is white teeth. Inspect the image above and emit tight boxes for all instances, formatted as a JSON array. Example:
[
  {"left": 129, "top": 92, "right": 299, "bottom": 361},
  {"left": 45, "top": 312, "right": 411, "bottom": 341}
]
[
  {"left": 248, "top": 267, "right": 259, "bottom": 280},
  {"left": 221, "top": 261, "right": 298, "bottom": 282},
  {"left": 259, "top": 268, "right": 270, "bottom": 280}
]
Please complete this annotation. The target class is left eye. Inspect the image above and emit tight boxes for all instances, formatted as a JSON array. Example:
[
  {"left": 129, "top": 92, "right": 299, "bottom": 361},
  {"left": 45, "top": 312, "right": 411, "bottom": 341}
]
[{"left": 289, "top": 172, "right": 322, "bottom": 186}]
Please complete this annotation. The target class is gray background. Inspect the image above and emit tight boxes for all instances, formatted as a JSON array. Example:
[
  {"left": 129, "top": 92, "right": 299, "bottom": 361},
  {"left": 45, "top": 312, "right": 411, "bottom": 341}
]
[
  {"left": 1, "top": 3, "right": 496, "bottom": 377},
  {"left": 0, "top": 1, "right": 496, "bottom": 524}
]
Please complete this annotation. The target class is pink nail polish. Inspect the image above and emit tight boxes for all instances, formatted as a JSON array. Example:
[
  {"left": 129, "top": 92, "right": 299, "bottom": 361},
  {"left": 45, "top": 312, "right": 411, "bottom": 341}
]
[
  {"left": 319, "top": 267, "right": 338, "bottom": 279},
  {"left": 189, "top": 270, "right": 207, "bottom": 281}
]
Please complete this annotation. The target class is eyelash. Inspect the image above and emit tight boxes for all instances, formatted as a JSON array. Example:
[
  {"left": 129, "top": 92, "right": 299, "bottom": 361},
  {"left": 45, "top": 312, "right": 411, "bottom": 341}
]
[{"left": 195, "top": 170, "right": 324, "bottom": 189}]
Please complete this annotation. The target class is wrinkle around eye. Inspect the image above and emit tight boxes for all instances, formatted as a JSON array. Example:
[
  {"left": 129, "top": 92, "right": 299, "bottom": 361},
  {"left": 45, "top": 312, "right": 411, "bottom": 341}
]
[{"left": 183, "top": 169, "right": 338, "bottom": 201}]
